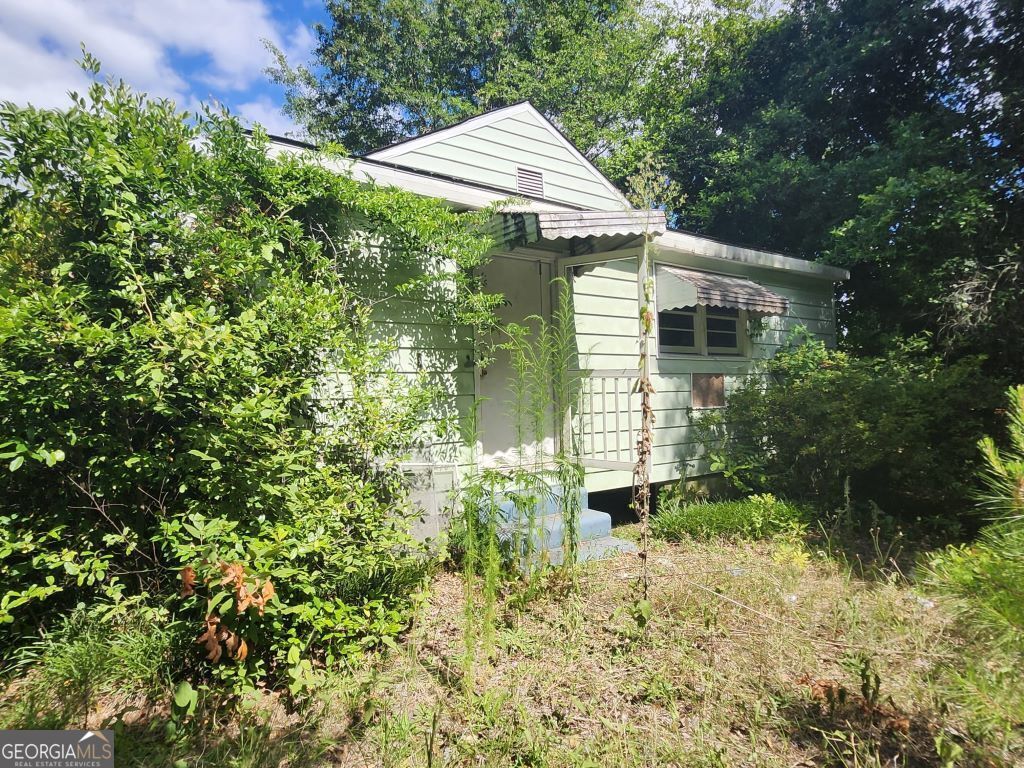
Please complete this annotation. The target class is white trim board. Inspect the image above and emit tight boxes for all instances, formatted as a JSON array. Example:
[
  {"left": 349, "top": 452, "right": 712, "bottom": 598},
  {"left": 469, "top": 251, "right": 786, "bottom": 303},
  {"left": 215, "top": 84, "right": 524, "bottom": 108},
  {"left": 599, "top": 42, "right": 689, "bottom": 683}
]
[{"left": 267, "top": 141, "right": 575, "bottom": 212}]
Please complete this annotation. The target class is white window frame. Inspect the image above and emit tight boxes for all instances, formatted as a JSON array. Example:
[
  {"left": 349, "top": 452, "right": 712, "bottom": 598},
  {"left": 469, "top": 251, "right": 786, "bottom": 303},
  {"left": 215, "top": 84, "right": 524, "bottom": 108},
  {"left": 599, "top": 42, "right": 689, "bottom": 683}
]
[
  {"left": 657, "top": 306, "right": 699, "bottom": 354},
  {"left": 704, "top": 306, "right": 745, "bottom": 357},
  {"left": 653, "top": 270, "right": 751, "bottom": 358}
]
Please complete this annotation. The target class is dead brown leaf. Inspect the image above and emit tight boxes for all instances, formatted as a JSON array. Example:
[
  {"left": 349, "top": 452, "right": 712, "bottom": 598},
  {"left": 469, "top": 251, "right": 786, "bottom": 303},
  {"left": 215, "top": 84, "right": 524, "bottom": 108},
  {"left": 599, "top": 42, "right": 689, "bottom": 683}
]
[
  {"left": 197, "top": 615, "right": 222, "bottom": 663},
  {"left": 180, "top": 566, "right": 197, "bottom": 597}
]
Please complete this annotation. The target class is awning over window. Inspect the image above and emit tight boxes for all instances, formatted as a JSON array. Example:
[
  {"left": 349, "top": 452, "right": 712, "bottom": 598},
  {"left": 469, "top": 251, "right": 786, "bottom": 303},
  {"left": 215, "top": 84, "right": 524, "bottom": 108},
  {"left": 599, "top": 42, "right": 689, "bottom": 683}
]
[{"left": 656, "top": 264, "right": 790, "bottom": 316}]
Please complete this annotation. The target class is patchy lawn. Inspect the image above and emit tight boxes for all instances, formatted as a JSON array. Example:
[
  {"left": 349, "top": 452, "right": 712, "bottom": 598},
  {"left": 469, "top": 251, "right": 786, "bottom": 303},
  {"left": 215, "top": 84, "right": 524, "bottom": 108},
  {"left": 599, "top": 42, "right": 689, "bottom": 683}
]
[{"left": 4, "top": 529, "right": 1020, "bottom": 767}]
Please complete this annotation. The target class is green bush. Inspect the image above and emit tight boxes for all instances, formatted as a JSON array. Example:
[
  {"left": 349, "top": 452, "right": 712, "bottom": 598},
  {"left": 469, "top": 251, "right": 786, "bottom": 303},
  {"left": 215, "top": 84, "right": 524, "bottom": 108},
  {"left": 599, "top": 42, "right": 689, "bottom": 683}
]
[
  {"left": 928, "top": 526, "right": 1024, "bottom": 650},
  {"left": 927, "top": 385, "right": 1024, "bottom": 649},
  {"left": 652, "top": 492, "right": 808, "bottom": 541},
  {"left": 694, "top": 332, "right": 1001, "bottom": 517},
  {"left": 0, "top": 66, "right": 493, "bottom": 692}
]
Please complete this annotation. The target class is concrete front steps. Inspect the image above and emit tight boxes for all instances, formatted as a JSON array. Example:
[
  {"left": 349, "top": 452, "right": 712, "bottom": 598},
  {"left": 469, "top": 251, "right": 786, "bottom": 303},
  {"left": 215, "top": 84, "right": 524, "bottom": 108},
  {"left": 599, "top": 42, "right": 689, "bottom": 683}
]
[{"left": 492, "top": 486, "right": 637, "bottom": 569}]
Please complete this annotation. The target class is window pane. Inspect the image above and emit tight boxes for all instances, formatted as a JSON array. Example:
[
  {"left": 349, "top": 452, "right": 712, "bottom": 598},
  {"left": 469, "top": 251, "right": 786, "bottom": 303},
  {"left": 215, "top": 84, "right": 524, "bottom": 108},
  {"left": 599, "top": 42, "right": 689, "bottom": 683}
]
[
  {"left": 706, "top": 306, "right": 739, "bottom": 317},
  {"left": 707, "top": 330, "right": 738, "bottom": 349},
  {"left": 660, "top": 329, "right": 695, "bottom": 348},
  {"left": 706, "top": 316, "right": 738, "bottom": 332},
  {"left": 658, "top": 311, "right": 695, "bottom": 330}
]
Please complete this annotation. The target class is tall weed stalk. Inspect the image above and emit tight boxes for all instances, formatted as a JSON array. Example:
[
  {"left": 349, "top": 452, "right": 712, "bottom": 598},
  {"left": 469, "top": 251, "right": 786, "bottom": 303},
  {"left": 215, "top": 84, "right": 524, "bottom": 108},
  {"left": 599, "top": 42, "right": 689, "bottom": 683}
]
[{"left": 457, "top": 278, "right": 586, "bottom": 681}]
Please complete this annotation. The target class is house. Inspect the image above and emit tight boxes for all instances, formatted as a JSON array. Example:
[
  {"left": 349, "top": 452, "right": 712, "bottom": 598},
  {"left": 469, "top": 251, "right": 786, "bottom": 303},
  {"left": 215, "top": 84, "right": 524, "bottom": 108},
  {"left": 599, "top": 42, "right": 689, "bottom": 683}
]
[{"left": 266, "top": 102, "right": 848, "bottom": 558}]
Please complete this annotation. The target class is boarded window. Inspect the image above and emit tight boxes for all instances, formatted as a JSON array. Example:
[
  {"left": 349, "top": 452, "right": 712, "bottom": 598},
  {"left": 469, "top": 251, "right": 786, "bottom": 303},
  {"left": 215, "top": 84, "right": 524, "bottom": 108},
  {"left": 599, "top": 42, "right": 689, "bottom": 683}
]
[
  {"left": 516, "top": 167, "right": 544, "bottom": 197},
  {"left": 692, "top": 373, "right": 725, "bottom": 408}
]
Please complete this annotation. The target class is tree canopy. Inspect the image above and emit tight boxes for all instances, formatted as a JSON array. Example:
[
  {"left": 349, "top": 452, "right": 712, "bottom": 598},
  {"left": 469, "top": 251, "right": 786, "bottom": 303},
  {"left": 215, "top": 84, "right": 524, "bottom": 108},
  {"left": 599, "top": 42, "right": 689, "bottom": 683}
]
[
  {"left": 270, "top": 0, "right": 662, "bottom": 157},
  {"left": 631, "top": 0, "right": 1023, "bottom": 373},
  {"left": 280, "top": 0, "right": 1024, "bottom": 380}
]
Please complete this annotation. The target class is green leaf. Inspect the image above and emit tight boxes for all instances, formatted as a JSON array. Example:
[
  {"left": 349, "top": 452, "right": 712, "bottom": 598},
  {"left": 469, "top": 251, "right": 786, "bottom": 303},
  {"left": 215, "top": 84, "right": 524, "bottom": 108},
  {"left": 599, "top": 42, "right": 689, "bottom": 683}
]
[
  {"left": 8, "top": 456, "right": 24, "bottom": 472},
  {"left": 173, "top": 680, "right": 196, "bottom": 707}
]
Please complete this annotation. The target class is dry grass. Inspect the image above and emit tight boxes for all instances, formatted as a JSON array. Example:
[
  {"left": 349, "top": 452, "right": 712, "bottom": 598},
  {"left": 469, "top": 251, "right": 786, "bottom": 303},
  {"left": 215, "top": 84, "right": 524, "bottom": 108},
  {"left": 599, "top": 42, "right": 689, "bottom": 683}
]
[
  {"left": 5, "top": 530, "right": 1019, "bottom": 767},
  {"left": 297, "top": 530, "right": 1011, "bottom": 768}
]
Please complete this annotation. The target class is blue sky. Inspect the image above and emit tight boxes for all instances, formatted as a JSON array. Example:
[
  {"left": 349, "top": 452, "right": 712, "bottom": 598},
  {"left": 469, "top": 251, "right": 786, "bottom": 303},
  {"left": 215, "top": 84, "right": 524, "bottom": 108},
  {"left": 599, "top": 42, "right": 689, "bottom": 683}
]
[{"left": 0, "top": 0, "right": 327, "bottom": 136}]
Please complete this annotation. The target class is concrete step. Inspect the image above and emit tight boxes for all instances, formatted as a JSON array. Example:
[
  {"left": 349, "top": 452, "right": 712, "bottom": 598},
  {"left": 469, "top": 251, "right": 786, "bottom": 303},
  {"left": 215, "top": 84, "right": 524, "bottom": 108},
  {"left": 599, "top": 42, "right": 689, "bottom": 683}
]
[
  {"left": 523, "top": 535, "right": 639, "bottom": 569},
  {"left": 494, "top": 485, "right": 589, "bottom": 524},
  {"left": 497, "top": 508, "right": 611, "bottom": 550}
]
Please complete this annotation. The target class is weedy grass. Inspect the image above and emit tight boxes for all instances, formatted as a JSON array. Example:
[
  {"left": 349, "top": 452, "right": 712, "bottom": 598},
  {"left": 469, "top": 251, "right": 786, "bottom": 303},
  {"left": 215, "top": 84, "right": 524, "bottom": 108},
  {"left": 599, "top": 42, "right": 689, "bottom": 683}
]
[
  {"left": 7, "top": 531, "right": 1017, "bottom": 767},
  {"left": 652, "top": 492, "right": 809, "bottom": 543},
  {"left": 308, "top": 532, "right": 1019, "bottom": 767},
  {"left": 0, "top": 603, "right": 185, "bottom": 732}
]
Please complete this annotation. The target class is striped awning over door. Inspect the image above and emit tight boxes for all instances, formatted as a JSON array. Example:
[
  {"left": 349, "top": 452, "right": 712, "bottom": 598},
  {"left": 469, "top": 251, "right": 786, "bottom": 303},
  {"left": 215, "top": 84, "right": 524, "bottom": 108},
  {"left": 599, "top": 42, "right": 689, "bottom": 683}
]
[
  {"left": 655, "top": 264, "right": 790, "bottom": 316},
  {"left": 493, "top": 209, "right": 667, "bottom": 246}
]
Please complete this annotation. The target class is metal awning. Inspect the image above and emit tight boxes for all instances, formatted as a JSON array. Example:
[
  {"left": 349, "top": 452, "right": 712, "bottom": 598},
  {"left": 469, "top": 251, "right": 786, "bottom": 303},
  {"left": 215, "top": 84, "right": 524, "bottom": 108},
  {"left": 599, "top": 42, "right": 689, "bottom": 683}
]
[
  {"left": 656, "top": 264, "right": 790, "bottom": 316},
  {"left": 494, "top": 209, "right": 666, "bottom": 247}
]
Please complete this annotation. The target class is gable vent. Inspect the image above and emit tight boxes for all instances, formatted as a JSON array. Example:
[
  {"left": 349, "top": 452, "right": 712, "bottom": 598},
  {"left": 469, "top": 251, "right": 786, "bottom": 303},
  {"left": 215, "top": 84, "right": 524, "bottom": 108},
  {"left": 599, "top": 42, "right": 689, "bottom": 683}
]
[{"left": 516, "top": 167, "right": 544, "bottom": 197}]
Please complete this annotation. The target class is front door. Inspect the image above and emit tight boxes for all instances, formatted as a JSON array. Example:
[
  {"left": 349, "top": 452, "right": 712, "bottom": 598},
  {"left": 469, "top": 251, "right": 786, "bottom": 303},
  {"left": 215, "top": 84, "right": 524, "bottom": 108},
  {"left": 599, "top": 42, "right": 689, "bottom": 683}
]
[{"left": 477, "top": 255, "right": 553, "bottom": 466}]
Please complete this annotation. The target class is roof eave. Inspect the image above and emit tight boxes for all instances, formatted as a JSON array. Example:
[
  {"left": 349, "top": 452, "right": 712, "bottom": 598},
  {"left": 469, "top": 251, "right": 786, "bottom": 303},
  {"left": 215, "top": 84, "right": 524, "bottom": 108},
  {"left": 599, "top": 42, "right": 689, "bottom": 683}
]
[
  {"left": 265, "top": 137, "right": 849, "bottom": 282},
  {"left": 654, "top": 230, "right": 850, "bottom": 282}
]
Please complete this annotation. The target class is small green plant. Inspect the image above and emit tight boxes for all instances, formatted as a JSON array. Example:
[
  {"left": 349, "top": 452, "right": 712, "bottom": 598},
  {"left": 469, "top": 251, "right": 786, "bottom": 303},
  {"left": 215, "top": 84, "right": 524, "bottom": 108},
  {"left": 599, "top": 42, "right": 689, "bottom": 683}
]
[
  {"left": 840, "top": 652, "right": 882, "bottom": 709},
  {"left": 1, "top": 603, "right": 182, "bottom": 730},
  {"left": 976, "top": 384, "right": 1024, "bottom": 525},
  {"left": 455, "top": 277, "right": 587, "bottom": 682},
  {"left": 933, "top": 733, "right": 964, "bottom": 768},
  {"left": 652, "top": 492, "right": 808, "bottom": 542}
]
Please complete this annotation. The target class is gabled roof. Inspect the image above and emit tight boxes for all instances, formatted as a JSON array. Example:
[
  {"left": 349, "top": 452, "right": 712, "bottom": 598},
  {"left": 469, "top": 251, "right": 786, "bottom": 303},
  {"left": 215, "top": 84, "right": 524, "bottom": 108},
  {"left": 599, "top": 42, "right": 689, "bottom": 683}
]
[
  {"left": 263, "top": 130, "right": 850, "bottom": 282},
  {"left": 365, "top": 102, "right": 632, "bottom": 211}
]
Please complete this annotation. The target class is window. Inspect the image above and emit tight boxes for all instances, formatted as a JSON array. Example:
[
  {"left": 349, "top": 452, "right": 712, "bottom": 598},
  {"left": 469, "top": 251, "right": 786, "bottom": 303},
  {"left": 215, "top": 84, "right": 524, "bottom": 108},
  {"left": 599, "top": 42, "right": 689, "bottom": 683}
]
[
  {"left": 692, "top": 373, "right": 725, "bottom": 408},
  {"left": 705, "top": 307, "right": 741, "bottom": 354},
  {"left": 657, "top": 306, "right": 698, "bottom": 353},
  {"left": 657, "top": 306, "right": 746, "bottom": 356}
]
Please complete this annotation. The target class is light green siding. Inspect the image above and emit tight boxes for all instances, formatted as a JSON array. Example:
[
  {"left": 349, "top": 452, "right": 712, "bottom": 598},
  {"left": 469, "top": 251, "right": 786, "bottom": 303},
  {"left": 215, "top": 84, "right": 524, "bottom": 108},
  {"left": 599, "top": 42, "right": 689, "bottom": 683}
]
[
  {"left": 569, "top": 253, "right": 838, "bottom": 492},
  {"left": 323, "top": 247, "right": 478, "bottom": 526},
  {"left": 373, "top": 304, "right": 476, "bottom": 468},
  {"left": 372, "top": 108, "right": 628, "bottom": 211}
]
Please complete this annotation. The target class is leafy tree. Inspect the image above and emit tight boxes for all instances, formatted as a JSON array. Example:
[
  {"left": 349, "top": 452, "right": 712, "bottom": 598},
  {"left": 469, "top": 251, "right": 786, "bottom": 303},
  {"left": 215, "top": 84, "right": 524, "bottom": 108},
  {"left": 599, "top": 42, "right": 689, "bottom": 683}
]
[
  {"left": 270, "top": 0, "right": 662, "bottom": 157},
  {"left": 279, "top": 0, "right": 1023, "bottom": 379},
  {"left": 0, "top": 63, "right": 493, "bottom": 690},
  {"left": 621, "top": 0, "right": 1023, "bottom": 376}
]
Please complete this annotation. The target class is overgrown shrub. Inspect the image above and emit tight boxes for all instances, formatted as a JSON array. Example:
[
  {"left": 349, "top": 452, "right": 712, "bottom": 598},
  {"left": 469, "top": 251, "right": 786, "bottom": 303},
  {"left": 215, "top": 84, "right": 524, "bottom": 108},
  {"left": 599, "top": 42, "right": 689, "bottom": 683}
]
[
  {"left": 652, "top": 491, "right": 807, "bottom": 541},
  {"left": 0, "top": 65, "right": 493, "bottom": 692},
  {"left": 695, "top": 332, "right": 1000, "bottom": 517}
]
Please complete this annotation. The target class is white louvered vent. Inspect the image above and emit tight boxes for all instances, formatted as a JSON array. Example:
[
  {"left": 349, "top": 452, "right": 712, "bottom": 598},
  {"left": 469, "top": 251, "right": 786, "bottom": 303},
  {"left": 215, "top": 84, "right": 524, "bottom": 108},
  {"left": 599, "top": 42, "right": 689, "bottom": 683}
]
[{"left": 516, "top": 167, "right": 544, "bottom": 197}]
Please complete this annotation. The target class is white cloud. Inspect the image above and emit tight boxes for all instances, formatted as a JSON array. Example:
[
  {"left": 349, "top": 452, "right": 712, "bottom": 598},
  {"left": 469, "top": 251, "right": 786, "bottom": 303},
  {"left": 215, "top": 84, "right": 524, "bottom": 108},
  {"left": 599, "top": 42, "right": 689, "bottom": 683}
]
[
  {"left": 236, "top": 95, "right": 301, "bottom": 137},
  {"left": 0, "top": 31, "right": 94, "bottom": 108},
  {"left": 0, "top": 0, "right": 310, "bottom": 126}
]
